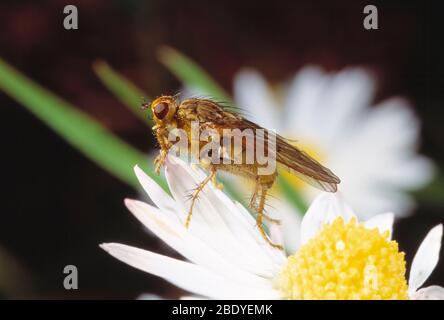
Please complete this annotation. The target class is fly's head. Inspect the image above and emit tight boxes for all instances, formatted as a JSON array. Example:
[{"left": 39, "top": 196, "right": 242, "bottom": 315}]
[{"left": 147, "top": 95, "right": 178, "bottom": 129}]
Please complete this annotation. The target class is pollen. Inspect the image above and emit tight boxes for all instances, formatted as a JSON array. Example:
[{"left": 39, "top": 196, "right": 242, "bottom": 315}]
[{"left": 276, "top": 217, "right": 409, "bottom": 300}]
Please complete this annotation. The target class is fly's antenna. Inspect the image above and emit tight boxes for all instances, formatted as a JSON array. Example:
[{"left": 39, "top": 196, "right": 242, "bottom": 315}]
[
  {"left": 173, "top": 90, "right": 183, "bottom": 102},
  {"left": 141, "top": 96, "right": 150, "bottom": 110}
]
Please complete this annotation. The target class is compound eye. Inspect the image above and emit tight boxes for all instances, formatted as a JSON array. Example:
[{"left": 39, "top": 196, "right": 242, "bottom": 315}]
[{"left": 153, "top": 102, "right": 169, "bottom": 120}]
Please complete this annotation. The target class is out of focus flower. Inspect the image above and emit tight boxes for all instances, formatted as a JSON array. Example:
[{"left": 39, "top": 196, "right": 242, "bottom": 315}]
[
  {"left": 234, "top": 67, "right": 434, "bottom": 250},
  {"left": 101, "top": 158, "right": 443, "bottom": 300}
]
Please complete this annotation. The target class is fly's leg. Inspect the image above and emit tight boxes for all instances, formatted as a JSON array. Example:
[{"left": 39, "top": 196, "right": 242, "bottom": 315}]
[
  {"left": 153, "top": 126, "right": 170, "bottom": 175},
  {"left": 209, "top": 162, "right": 282, "bottom": 249},
  {"left": 262, "top": 212, "right": 281, "bottom": 224},
  {"left": 256, "top": 176, "right": 284, "bottom": 250},
  {"left": 154, "top": 150, "right": 167, "bottom": 175},
  {"left": 256, "top": 185, "right": 283, "bottom": 250},
  {"left": 201, "top": 157, "right": 224, "bottom": 190},
  {"left": 250, "top": 179, "right": 280, "bottom": 224},
  {"left": 185, "top": 168, "right": 217, "bottom": 228},
  {"left": 249, "top": 181, "right": 259, "bottom": 210}
]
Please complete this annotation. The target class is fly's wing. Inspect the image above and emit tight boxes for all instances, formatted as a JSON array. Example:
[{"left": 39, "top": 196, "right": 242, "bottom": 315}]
[
  {"left": 178, "top": 99, "right": 340, "bottom": 192},
  {"left": 240, "top": 118, "right": 340, "bottom": 192},
  {"left": 274, "top": 135, "right": 340, "bottom": 192}
]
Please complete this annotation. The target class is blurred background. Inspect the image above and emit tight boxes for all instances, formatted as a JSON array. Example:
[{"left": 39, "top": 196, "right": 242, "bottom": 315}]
[{"left": 0, "top": 0, "right": 443, "bottom": 299}]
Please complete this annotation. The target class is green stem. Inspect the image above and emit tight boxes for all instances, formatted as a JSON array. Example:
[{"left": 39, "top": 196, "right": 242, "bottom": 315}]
[{"left": 0, "top": 58, "right": 166, "bottom": 191}]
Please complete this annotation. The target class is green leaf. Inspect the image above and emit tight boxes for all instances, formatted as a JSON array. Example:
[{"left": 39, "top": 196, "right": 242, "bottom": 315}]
[
  {"left": 93, "top": 60, "right": 152, "bottom": 125},
  {"left": 158, "top": 46, "right": 232, "bottom": 104},
  {"left": 277, "top": 175, "right": 308, "bottom": 215},
  {"left": 0, "top": 57, "right": 167, "bottom": 191}
]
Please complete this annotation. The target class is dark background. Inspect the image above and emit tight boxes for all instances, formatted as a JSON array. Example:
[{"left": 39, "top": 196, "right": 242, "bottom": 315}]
[{"left": 0, "top": 0, "right": 443, "bottom": 299}]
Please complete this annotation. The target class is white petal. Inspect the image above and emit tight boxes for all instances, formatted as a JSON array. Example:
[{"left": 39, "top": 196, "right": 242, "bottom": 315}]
[
  {"left": 231, "top": 201, "right": 287, "bottom": 267},
  {"left": 100, "top": 243, "right": 279, "bottom": 300},
  {"left": 267, "top": 198, "right": 302, "bottom": 254},
  {"left": 343, "top": 98, "right": 420, "bottom": 155},
  {"left": 410, "top": 286, "right": 444, "bottom": 300},
  {"left": 318, "top": 69, "right": 375, "bottom": 141},
  {"left": 165, "top": 156, "right": 285, "bottom": 276},
  {"left": 124, "top": 199, "right": 274, "bottom": 288},
  {"left": 300, "top": 193, "right": 356, "bottom": 245},
  {"left": 137, "top": 293, "right": 163, "bottom": 300},
  {"left": 323, "top": 94, "right": 434, "bottom": 219},
  {"left": 327, "top": 140, "right": 421, "bottom": 218},
  {"left": 409, "top": 224, "right": 443, "bottom": 294},
  {"left": 180, "top": 296, "right": 205, "bottom": 300},
  {"left": 375, "top": 156, "right": 435, "bottom": 190},
  {"left": 283, "top": 66, "right": 328, "bottom": 135},
  {"left": 287, "top": 68, "right": 375, "bottom": 145},
  {"left": 233, "top": 69, "right": 279, "bottom": 129},
  {"left": 364, "top": 212, "right": 394, "bottom": 238},
  {"left": 134, "top": 165, "right": 180, "bottom": 221},
  {"left": 269, "top": 223, "right": 284, "bottom": 247}
]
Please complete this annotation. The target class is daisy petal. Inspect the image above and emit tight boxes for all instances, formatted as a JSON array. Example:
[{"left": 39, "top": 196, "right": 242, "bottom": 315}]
[
  {"left": 233, "top": 69, "right": 279, "bottom": 129},
  {"left": 411, "top": 286, "right": 444, "bottom": 300},
  {"left": 267, "top": 198, "right": 302, "bottom": 254},
  {"left": 408, "top": 224, "right": 443, "bottom": 294},
  {"left": 134, "top": 165, "right": 179, "bottom": 220},
  {"left": 164, "top": 156, "right": 284, "bottom": 276},
  {"left": 269, "top": 223, "right": 284, "bottom": 247},
  {"left": 100, "top": 243, "right": 279, "bottom": 300},
  {"left": 137, "top": 293, "right": 163, "bottom": 300},
  {"left": 124, "top": 199, "right": 274, "bottom": 288},
  {"left": 180, "top": 296, "right": 205, "bottom": 300},
  {"left": 364, "top": 212, "right": 394, "bottom": 238},
  {"left": 300, "top": 193, "right": 356, "bottom": 245},
  {"left": 284, "top": 66, "right": 328, "bottom": 135}
]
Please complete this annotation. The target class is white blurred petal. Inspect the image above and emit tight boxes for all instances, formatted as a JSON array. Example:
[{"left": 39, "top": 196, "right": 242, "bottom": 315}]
[
  {"left": 328, "top": 169, "right": 417, "bottom": 219},
  {"left": 137, "top": 293, "right": 163, "bottom": 300},
  {"left": 410, "top": 286, "right": 444, "bottom": 300},
  {"left": 286, "top": 68, "right": 375, "bottom": 145},
  {"left": 233, "top": 69, "right": 279, "bottom": 129},
  {"left": 409, "top": 224, "right": 443, "bottom": 294},
  {"left": 283, "top": 66, "right": 329, "bottom": 136},
  {"left": 374, "top": 156, "right": 435, "bottom": 190},
  {"left": 180, "top": 296, "right": 205, "bottom": 300},
  {"left": 233, "top": 67, "right": 434, "bottom": 221}
]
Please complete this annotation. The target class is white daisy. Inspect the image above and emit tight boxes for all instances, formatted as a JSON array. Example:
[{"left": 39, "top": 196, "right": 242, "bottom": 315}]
[
  {"left": 100, "top": 157, "right": 443, "bottom": 300},
  {"left": 233, "top": 67, "right": 434, "bottom": 221}
]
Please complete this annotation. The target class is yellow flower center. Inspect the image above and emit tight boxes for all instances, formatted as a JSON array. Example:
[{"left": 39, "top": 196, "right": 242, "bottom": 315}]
[{"left": 276, "top": 217, "right": 409, "bottom": 300}]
